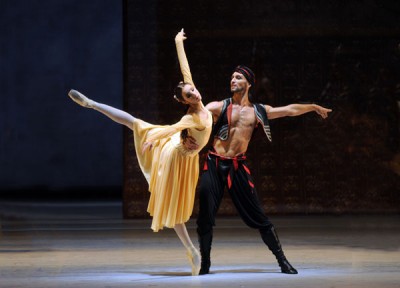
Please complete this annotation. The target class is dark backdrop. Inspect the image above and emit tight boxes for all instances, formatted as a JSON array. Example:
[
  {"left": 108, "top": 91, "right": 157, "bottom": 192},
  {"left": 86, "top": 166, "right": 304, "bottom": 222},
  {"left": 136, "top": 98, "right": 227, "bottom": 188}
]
[
  {"left": 123, "top": 0, "right": 400, "bottom": 218},
  {"left": 0, "top": 0, "right": 123, "bottom": 199},
  {"left": 1, "top": 0, "right": 398, "bottom": 214}
]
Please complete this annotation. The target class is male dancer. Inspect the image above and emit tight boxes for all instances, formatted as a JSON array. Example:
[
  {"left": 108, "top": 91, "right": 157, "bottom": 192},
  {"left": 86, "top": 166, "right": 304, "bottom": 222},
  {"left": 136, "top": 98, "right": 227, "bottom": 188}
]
[{"left": 186, "top": 65, "right": 331, "bottom": 275}]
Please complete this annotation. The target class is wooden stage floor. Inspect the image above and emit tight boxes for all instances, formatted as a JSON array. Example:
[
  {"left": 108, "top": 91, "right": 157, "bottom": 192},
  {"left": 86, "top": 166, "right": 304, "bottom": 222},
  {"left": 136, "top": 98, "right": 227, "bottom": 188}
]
[{"left": 0, "top": 200, "right": 399, "bottom": 288}]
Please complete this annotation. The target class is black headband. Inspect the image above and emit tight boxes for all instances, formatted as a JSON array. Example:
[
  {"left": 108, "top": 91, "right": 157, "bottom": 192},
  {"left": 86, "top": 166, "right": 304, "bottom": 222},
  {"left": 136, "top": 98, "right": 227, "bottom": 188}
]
[{"left": 234, "top": 65, "right": 255, "bottom": 87}]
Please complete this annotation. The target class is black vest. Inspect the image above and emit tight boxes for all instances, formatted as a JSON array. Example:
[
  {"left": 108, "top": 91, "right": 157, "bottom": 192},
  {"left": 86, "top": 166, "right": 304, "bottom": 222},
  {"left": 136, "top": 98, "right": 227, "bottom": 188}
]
[{"left": 212, "top": 98, "right": 272, "bottom": 142}]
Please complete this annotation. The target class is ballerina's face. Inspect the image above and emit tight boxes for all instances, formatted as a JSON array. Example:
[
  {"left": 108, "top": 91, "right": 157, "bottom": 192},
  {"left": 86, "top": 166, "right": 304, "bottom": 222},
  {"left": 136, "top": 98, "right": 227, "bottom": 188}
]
[{"left": 181, "top": 84, "right": 202, "bottom": 104}]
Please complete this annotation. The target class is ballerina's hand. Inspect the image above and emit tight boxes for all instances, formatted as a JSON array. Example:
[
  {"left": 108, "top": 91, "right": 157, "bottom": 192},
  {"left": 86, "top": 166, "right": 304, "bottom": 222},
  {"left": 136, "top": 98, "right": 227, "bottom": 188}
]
[
  {"left": 142, "top": 141, "right": 154, "bottom": 155},
  {"left": 175, "top": 28, "right": 187, "bottom": 42}
]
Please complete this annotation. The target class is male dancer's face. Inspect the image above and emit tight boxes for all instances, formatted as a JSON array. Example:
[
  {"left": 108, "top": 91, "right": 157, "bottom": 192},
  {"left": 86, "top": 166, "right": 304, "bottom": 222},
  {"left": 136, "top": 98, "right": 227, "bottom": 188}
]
[{"left": 230, "top": 72, "right": 250, "bottom": 93}]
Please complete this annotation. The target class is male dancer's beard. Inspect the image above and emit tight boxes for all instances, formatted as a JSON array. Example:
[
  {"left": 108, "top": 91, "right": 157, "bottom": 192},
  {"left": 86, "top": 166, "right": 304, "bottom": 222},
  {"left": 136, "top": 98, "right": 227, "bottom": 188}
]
[
  {"left": 231, "top": 86, "right": 244, "bottom": 93},
  {"left": 231, "top": 88, "right": 255, "bottom": 103}
]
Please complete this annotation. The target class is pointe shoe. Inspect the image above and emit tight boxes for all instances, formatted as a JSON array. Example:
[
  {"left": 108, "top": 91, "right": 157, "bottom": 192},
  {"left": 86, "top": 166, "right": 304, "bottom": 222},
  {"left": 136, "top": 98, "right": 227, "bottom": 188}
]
[
  {"left": 187, "top": 247, "right": 201, "bottom": 276},
  {"left": 68, "top": 89, "right": 95, "bottom": 108}
]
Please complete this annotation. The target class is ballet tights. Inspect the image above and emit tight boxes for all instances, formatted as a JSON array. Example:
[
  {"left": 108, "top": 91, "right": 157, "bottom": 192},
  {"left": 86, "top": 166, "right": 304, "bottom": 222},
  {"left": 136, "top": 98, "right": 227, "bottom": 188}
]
[
  {"left": 91, "top": 102, "right": 135, "bottom": 130},
  {"left": 174, "top": 223, "right": 201, "bottom": 276}
]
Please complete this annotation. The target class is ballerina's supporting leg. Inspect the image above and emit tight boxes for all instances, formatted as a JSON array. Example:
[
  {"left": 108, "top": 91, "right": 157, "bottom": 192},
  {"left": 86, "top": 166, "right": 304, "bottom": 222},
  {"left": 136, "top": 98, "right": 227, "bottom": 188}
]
[
  {"left": 68, "top": 89, "right": 135, "bottom": 129},
  {"left": 174, "top": 223, "right": 201, "bottom": 276}
]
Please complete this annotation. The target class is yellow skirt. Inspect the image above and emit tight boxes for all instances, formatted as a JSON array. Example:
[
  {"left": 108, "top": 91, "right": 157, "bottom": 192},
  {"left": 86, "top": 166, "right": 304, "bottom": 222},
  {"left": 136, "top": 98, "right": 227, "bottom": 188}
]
[{"left": 132, "top": 119, "right": 199, "bottom": 232}]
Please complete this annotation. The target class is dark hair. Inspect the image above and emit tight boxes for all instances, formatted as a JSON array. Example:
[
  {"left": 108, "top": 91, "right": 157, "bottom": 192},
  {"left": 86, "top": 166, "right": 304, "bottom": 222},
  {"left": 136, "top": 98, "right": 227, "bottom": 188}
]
[
  {"left": 174, "top": 81, "right": 186, "bottom": 102},
  {"left": 174, "top": 81, "right": 190, "bottom": 141}
]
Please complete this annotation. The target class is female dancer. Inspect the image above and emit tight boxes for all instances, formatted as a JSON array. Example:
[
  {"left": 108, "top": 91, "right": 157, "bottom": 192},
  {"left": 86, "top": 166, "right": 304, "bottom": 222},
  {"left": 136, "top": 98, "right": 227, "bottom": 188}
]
[{"left": 68, "top": 29, "right": 212, "bottom": 276}]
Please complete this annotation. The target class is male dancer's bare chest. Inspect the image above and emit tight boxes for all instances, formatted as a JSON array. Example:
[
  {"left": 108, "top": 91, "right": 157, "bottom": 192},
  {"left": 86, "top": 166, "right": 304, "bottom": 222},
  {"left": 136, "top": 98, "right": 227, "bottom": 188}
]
[
  {"left": 212, "top": 104, "right": 258, "bottom": 156},
  {"left": 230, "top": 105, "right": 256, "bottom": 134}
]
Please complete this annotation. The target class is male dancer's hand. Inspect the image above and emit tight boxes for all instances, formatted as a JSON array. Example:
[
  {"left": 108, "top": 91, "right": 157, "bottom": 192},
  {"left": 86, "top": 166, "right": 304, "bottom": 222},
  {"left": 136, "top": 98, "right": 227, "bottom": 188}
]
[
  {"left": 142, "top": 141, "right": 154, "bottom": 154},
  {"left": 183, "top": 136, "right": 199, "bottom": 151},
  {"left": 314, "top": 105, "right": 332, "bottom": 119}
]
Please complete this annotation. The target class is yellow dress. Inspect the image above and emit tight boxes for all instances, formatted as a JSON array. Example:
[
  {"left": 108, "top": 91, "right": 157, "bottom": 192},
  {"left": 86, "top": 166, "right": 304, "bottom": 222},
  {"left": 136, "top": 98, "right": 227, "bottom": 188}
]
[{"left": 131, "top": 36, "right": 212, "bottom": 232}]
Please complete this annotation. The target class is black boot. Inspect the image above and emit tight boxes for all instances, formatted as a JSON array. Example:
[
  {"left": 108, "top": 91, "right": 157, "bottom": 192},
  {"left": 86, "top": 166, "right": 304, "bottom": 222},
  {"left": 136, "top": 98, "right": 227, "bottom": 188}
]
[
  {"left": 260, "top": 225, "right": 298, "bottom": 274},
  {"left": 198, "top": 229, "right": 213, "bottom": 275}
]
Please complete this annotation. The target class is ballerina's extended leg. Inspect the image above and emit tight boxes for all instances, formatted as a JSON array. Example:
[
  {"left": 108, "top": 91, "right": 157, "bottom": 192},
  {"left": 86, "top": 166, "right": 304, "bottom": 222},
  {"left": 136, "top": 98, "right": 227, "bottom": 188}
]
[{"left": 68, "top": 89, "right": 135, "bottom": 129}]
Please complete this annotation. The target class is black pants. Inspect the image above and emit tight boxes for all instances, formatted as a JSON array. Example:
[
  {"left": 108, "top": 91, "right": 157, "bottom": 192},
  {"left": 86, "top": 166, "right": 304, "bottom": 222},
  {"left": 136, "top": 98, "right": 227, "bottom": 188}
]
[
  {"left": 196, "top": 153, "right": 297, "bottom": 274},
  {"left": 196, "top": 153, "right": 272, "bottom": 237}
]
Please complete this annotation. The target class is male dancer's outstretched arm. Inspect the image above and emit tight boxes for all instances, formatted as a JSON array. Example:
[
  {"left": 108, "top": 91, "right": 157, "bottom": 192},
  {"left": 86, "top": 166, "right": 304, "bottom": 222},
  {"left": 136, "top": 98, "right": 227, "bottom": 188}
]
[{"left": 265, "top": 103, "right": 331, "bottom": 120}]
